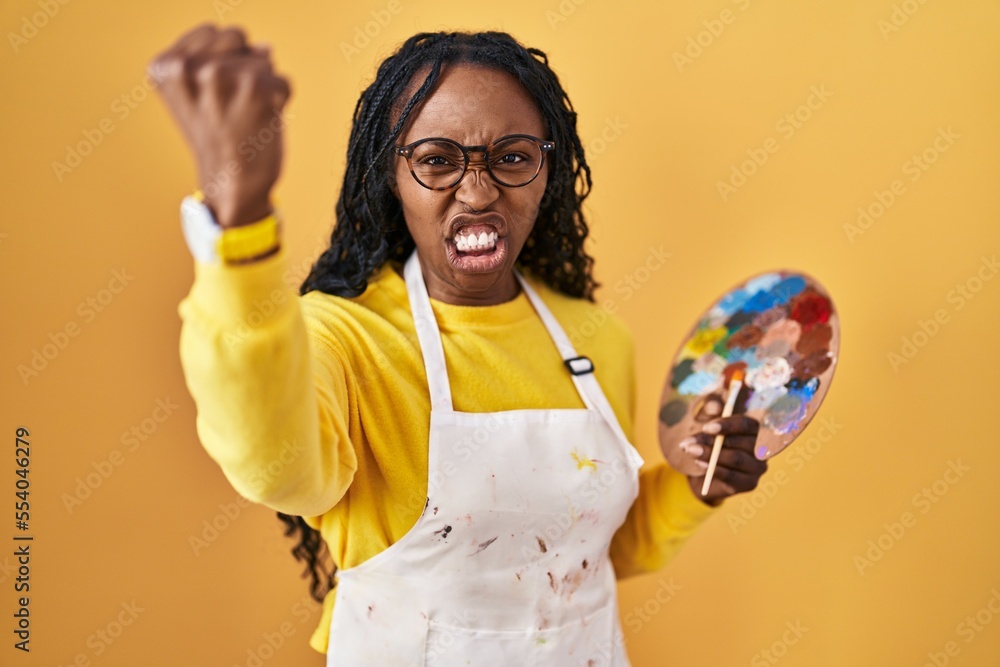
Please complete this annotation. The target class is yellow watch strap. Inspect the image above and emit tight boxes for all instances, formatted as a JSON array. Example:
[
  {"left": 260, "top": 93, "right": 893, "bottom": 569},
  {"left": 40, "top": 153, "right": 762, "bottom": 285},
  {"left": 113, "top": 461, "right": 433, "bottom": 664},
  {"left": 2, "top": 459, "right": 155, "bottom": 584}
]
[
  {"left": 216, "top": 214, "right": 281, "bottom": 263},
  {"left": 193, "top": 190, "right": 282, "bottom": 264}
]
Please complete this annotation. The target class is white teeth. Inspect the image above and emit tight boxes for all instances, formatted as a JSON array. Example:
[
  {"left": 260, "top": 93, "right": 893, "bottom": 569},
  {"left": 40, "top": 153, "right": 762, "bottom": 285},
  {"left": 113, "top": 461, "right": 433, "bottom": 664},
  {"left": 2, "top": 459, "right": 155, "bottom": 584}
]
[{"left": 453, "top": 230, "right": 498, "bottom": 252}]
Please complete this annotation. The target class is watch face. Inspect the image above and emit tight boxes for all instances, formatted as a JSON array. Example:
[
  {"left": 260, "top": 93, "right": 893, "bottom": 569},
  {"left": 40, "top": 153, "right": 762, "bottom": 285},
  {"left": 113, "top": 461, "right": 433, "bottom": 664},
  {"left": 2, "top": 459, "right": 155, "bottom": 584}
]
[{"left": 180, "top": 196, "right": 221, "bottom": 263}]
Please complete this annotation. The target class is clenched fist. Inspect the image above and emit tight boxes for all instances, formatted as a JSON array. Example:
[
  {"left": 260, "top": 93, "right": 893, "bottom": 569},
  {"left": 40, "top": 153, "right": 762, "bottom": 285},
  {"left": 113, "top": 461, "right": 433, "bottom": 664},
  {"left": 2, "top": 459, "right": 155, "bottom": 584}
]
[{"left": 148, "top": 24, "right": 292, "bottom": 228}]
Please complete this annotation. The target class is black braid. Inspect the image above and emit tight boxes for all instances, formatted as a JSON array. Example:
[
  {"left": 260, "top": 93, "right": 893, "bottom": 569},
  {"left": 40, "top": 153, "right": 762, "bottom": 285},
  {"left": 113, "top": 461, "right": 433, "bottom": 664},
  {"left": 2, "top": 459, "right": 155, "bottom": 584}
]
[{"left": 279, "top": 30, "right": 597, "bottom": 604}]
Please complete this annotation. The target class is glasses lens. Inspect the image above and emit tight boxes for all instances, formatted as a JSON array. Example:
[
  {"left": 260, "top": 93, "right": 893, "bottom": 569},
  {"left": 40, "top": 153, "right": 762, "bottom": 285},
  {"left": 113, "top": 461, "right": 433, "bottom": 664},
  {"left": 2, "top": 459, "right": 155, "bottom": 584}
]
[
  {"left": 488, "top": 137, "right": 543, "bottom": 186},
  {"left": 408, "top": 140, "right": 466, "bottom": 188}
]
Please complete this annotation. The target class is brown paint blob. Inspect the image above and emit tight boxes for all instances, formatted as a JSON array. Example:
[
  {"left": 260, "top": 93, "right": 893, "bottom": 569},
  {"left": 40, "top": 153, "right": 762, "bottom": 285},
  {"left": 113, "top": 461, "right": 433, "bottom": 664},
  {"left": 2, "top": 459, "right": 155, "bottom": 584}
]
[
  {"left": 753, "top": 305, "right": 788, "bottom": 329},
  {"left": 726, "top": 324, "right": 764, "bottom": 349},
  {"left": 792, "top": 351, "right": 832, "bottom": 380},
  {"left": 796, "top": 323, "right": 833, "bottom": 357}
]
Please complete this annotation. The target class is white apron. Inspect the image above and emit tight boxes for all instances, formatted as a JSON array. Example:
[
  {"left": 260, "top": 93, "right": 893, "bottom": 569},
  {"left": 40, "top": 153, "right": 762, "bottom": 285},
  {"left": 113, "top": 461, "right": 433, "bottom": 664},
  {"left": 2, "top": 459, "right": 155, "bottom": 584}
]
[{"left": 326, "top": 251, "right": 644, "bottom": 667}]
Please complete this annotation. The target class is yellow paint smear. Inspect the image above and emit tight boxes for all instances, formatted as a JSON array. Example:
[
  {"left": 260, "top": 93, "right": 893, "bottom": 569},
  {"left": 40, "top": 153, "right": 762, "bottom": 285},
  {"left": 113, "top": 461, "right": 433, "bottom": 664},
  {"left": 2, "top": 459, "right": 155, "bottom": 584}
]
[{"left": 571, "top": 451, "right": 597, "bottom": 471}]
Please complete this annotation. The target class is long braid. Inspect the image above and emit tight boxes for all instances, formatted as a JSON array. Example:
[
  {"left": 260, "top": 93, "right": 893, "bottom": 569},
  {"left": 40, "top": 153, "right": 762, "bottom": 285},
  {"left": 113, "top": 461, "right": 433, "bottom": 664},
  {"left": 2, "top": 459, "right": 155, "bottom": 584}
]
[{"left": 281, "top": 31, "right": 598, "bottom": 603}]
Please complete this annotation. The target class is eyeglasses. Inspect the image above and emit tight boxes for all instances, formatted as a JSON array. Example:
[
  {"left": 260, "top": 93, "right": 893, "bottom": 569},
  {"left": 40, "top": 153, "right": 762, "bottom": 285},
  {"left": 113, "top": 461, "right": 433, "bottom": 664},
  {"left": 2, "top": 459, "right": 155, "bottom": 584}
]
[{"left": 394, "top": 134, "right": 555, "bottom": 190}]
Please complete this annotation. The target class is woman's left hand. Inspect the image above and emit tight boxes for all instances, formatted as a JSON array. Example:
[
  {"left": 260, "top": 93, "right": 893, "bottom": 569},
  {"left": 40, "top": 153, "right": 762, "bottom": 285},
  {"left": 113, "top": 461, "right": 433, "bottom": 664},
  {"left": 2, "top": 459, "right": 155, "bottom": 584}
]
[{"left": 678, "top": 415, "right": 768, "bottom": 506}]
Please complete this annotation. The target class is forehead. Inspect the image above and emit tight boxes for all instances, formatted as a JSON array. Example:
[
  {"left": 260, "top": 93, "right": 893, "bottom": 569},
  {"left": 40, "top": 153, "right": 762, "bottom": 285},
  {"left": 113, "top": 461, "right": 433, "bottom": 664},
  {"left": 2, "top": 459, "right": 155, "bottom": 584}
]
[{"left": 398, "top": 63, "right": 546, "bottom": 144}]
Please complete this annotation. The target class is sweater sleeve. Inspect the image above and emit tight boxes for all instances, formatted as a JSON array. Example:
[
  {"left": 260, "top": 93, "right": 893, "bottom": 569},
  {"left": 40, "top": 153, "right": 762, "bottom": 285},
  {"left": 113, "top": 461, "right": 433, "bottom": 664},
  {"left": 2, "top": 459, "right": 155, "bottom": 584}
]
[
  {"left": 606, "top": 318, "right": 717, "bottom": 578},
  {"left": 177, "top": 247, "right": 357, "bottom": 517},
  {"left": 609, "top": 463, "right": 717, "bottom": 578}
]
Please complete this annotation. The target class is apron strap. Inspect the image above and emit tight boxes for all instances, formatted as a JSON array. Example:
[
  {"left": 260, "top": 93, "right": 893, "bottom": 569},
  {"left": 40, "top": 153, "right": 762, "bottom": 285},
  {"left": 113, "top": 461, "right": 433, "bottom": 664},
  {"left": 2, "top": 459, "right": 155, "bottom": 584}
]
[
  {"left": 514, "top": 272, "right": 636, "bottom": 453},
  {"left": 404, "top": 251, "right": 454, "bottom": 411},
  {"left": 403, "top": 250, "right": 641, "bottom": 464}
]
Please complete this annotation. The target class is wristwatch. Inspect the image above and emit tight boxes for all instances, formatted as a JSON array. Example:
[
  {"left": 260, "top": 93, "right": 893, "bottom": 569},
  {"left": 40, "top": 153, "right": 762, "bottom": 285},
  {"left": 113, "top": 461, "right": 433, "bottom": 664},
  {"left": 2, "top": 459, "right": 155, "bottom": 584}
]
[{"left": 180, "top": 191, "right": 281, "bottom": 264}]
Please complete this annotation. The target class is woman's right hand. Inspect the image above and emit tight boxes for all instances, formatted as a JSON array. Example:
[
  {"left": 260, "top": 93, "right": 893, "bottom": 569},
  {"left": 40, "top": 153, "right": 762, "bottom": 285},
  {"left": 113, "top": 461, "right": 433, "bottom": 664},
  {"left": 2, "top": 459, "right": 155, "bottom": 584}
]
[{"left": 148, "top": 24, "right": 292, "bottom": 228}]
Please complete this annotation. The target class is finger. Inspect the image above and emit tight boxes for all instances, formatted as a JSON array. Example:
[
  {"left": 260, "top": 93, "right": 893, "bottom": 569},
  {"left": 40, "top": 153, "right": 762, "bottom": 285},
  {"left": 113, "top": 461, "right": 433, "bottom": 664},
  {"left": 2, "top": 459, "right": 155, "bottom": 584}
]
[
  {"left": 719, "top": 433, "right": 758, "bottom": 455},
  {"left": 684, "top": 433, "right": 763, "bottom": 475},
  {"left": 186, "top": 26, "right": 249, "bottom": 63},
  {"left": 228, "top": 60, "right": 291, "bottom": 113},
  {"left": 707, "top": 465, "right": 762, "bottom": 494},
  {"left": 672, "top": 437, "right": 711, "bottom": 476},
  {"left": 192, "top": 50, "right": 276, "bottom": 108},
  {"left": 181, "top": 27, "right": 253, "bottom": 96},
  {"left": 242, "top": 45, "right": 291, "bottom": 109},
  {"left": 172, "top": 23, "right": 222, "bottom": 53},
  {"left": 701, "top": 414, "right": 760, "bottom": 437},
  {"left": 185, "top": 28, "right": 248, "bottom": 71},
  {"left": 714, "top": 447, "right": 768, "bottom": 476},
  {"left": 270, "top": 73, "right": 292, "bottom": 109},
  {"left": 191, "top": 52, "right": 247, "bottom": 107},
  {"left": 678, "top": 434, "right": 714, "bottom": 460},
  {"left": 148, "top": 25, "right": 230, "bottom": 96}
]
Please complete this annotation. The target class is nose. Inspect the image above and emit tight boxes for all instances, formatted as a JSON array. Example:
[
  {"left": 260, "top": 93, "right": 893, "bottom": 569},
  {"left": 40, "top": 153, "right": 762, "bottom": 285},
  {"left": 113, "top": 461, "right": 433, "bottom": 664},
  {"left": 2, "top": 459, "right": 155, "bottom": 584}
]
[{"left": 453, "top": 161, "right": 500, "bottom": 211}]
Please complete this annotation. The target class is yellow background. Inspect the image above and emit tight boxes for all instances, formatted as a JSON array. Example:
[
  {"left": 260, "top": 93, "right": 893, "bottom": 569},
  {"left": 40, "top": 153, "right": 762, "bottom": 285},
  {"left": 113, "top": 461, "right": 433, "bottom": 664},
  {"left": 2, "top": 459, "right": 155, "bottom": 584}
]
[{"left": 3, "top": 0, "right": 999, "bottom": 665}]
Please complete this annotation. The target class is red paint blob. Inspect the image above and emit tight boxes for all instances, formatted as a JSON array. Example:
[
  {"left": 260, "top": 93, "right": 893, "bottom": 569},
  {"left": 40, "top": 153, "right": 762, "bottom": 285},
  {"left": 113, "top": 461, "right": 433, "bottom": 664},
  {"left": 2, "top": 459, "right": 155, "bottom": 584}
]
[{"left": 789, "top": 288, "right": 832, "bottom": 331}]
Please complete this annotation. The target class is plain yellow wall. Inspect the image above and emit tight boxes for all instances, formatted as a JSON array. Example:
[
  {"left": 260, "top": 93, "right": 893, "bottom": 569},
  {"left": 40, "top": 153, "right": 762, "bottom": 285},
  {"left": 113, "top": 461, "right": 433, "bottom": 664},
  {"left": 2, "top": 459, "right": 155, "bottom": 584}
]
[{"left": 3, "top": 0, "right": 999, "bottom": 665}]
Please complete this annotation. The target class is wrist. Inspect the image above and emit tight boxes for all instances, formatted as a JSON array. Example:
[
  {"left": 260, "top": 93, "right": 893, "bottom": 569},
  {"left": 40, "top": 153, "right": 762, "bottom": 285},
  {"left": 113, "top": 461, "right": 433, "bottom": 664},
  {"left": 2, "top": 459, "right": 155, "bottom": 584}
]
[
  {"left": 183, "top": 192, "right": 282, "bottom": 264},
  {"left": 206, "top": 196, "right": 274, "bottom": 229},
  {"left": 194, "top": 179, "right": 274, "bottom": 228}
]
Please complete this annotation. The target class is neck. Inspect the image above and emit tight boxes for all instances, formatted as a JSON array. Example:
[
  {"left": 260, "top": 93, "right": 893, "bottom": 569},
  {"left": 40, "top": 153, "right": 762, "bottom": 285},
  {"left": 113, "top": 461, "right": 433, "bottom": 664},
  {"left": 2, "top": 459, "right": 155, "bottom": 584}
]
[{"left": 405, "top": 258, "right": 522, "bottom": 306}]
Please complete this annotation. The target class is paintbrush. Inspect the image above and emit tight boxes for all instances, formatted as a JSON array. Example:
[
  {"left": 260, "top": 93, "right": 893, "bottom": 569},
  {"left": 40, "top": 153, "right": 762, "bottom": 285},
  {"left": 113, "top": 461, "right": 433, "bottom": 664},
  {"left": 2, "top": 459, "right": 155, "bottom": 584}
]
[{"left": 701, "top": 368, "right": 745, "bottom": 496}]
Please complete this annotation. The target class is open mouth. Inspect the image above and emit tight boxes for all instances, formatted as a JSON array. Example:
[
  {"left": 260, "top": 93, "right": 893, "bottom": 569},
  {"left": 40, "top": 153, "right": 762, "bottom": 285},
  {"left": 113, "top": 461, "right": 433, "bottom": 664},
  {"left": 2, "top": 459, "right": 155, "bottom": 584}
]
[{"left": 445, "top": 222, "right": 508, "bottom": 273}]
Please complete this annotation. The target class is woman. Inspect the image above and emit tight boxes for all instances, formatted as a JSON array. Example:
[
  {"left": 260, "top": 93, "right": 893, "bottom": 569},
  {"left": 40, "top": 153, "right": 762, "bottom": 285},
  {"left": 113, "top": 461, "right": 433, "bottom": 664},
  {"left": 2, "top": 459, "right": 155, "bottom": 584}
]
[{"left": 151, "top": 25, "right": 766, "bottom": 665}]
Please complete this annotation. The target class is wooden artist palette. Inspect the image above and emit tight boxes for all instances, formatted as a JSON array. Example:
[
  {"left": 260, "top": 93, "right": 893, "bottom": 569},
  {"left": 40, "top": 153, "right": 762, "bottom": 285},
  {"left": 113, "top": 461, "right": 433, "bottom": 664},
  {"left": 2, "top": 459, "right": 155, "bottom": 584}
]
[{"left": 658, "top": 270, "right": 840, "bottom": 463}]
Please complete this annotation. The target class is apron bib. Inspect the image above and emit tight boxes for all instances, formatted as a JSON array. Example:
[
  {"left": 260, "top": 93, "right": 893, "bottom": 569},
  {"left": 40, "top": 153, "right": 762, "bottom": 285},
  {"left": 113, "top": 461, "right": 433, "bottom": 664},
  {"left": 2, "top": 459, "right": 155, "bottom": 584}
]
[{"left": 327, "top": 251, "right": 644, "bottom": 667}]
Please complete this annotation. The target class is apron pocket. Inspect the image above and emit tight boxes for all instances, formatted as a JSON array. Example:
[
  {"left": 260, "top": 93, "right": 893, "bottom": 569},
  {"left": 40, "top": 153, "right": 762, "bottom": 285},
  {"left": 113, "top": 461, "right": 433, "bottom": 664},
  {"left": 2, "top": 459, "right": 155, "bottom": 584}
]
[{"left": 424, "top": 603, "right": 626, "bottom": 667}]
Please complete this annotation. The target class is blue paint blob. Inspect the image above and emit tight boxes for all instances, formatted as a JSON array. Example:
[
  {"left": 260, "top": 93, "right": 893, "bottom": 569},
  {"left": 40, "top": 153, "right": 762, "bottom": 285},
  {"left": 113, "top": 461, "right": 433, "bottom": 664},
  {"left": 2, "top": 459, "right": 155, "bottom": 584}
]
[
  {"left": 744, "top": 273, "right": 782, "bottom": 294},
  {"left": 769, "top": 276, "right": 808, "bottom": 305},
  {"left": 763, "top": 394, "right": 807, "bottom": 435},
  {"left": 742, "top": 289, "right": 781, "bottom": 313},
  {"left": 787, "top": 377, "right": 820, "bottom": 401},
  {"left": 678, "top": 371, "right": 720, "bottom": 397},
  {"left": 714, "top": 289, "right": 750, "bottom": 316},
  {"left": 726, "top": 348, "right": 762, "bottom": 368}
]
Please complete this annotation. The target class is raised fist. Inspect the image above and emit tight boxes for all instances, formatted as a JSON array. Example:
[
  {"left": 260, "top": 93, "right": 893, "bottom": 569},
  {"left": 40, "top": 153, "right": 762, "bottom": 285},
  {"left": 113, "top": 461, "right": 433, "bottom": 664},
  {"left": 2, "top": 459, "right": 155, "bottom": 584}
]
[{"left": 149, "top": 24, "right": 292, "bottom": 227}]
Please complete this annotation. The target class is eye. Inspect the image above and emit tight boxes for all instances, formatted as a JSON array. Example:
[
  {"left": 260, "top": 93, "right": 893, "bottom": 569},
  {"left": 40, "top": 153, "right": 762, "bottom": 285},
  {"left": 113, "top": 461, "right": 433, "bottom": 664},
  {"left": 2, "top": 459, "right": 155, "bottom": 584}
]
[
  {"left": 417, "top": 155, "right": 453, "bottom": 166},
  {"left": 496, "top": 152, "right": 527, "bottom": 164},
  {"left": 416, "top": 153, "right": 462, "bottom": 166}
]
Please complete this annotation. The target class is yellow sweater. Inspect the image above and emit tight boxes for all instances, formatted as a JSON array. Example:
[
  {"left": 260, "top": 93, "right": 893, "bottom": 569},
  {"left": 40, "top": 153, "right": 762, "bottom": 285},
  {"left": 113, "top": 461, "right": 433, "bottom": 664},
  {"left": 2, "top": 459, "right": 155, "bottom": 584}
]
[{"left": 178, "top": 247, "right": 716, "bottom": 654}]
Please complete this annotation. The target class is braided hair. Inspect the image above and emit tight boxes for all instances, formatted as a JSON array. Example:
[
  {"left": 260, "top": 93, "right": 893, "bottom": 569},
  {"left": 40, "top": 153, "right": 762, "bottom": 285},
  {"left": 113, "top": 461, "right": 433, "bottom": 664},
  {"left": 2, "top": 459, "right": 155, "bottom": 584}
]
[{"left": 279, "top": 30, "right": 598, "bottom": 603}]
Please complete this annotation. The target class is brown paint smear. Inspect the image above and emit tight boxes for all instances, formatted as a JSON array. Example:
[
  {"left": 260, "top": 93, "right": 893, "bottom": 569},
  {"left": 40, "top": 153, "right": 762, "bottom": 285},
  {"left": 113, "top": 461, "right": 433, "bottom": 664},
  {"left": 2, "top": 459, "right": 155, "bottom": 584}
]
[{"left": 796, "top": 323, "right": 833, "bottom": 357}]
